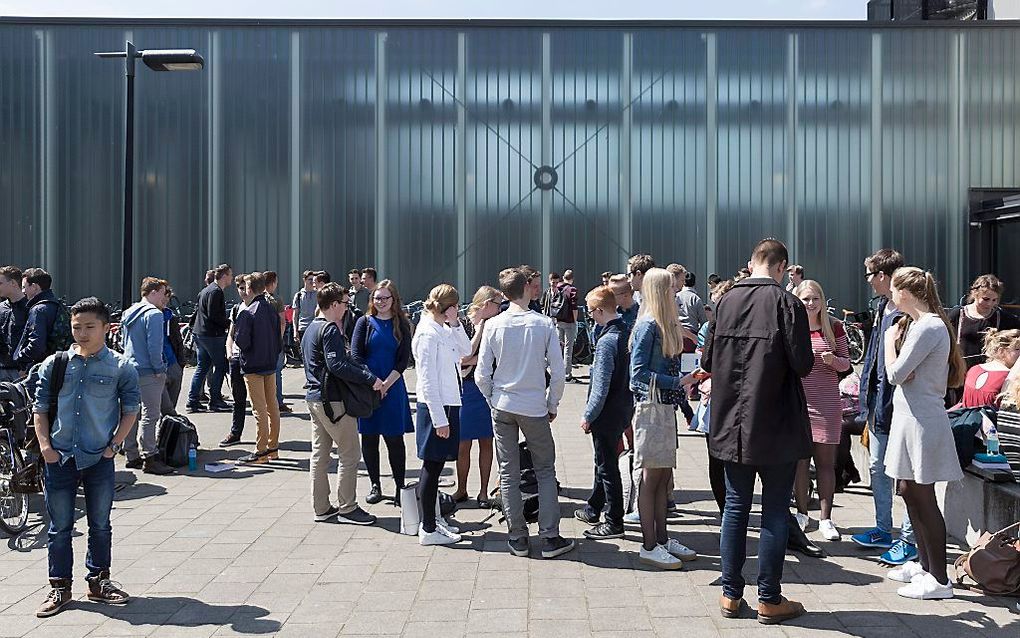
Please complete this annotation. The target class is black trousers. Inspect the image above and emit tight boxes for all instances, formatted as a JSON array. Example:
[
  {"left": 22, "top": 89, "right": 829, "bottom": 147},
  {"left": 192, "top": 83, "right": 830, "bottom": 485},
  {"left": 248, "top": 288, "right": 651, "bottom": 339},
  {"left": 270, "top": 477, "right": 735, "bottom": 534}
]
[
  {"left": 229, "top": 358, "right": 247, "bottom": 437},
  {"left": 586, "top": 429, "right": 624, "bottom": 525}
]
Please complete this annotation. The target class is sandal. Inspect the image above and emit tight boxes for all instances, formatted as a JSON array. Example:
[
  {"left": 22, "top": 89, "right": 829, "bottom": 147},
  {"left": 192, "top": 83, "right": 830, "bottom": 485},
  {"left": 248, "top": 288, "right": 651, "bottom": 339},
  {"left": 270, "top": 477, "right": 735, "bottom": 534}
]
[
  {"left": 451, "top": 492, "right": 469, "bottom": 503},
  {"left": 477, "top": 493, "right": 492, "bottom": 508}
]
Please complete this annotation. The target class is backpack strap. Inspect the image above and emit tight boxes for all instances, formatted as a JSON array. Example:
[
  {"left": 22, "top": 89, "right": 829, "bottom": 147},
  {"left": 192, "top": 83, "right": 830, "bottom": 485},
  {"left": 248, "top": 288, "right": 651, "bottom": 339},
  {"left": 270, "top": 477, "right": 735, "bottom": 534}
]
[
  {"left": 47, "top": 351, "right": 69, "bottom": 424},
  {"left": 313, "top": 322, "right": 342, "bottom": 424}
]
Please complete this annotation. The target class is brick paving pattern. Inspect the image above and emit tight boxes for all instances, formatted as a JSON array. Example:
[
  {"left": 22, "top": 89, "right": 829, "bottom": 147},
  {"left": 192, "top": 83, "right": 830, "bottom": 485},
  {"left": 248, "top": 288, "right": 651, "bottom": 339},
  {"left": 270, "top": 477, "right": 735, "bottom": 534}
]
[{"left": 0, "top": 367, "right": 1016, "bottom": 637}]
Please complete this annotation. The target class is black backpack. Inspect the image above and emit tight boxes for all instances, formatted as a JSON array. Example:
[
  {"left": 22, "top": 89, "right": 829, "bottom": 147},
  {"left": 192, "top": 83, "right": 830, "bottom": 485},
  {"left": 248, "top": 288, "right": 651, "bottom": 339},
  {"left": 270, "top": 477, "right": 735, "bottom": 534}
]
[
  {"left": 547, "top": 285, "right": 575, "bottom": 323},
  {"left": 38, "top": 299, "right": 73, "bottom": 357},
  {"left": 156, "top": 414, "right": 200, "bottom": 467}
]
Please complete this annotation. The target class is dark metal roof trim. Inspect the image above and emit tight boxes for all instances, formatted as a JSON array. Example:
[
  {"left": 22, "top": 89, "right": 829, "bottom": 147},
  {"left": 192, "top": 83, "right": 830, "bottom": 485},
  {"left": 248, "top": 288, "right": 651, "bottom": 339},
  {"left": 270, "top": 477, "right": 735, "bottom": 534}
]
[{"left": 4, "top": 16, "right": 1020, "bottom": 29}]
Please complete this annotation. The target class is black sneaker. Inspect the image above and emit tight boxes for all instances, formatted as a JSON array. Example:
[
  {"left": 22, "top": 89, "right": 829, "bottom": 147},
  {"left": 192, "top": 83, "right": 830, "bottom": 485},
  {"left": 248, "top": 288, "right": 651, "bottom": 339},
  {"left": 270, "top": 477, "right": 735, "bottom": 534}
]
[
  {"left": 583, "top": 522, "right": 625, "bottom": 540},
  {"left": 541, "top": 536, "right": 576, "bottom": 559},
  {"left": 219, "top": 434, "right": 242, "bottom": 447},
  {"left": 508, "top": 537, "right": 530, "bottom": 557},
  {"left": 573, "top": 507, "right": 600, "bottom": 525},
  {"left": 208, "top": 400, "right": 233, "bottom": 413},
  {"left": 35, "top": 580, "right": 72, "bottom": 618},
  {"left": 125, "top": 457, "right": 143, "bottom": 470},
  {"left": 142, "top": 457, "right": 175, "bottom": 476},
  {"left": 365, "top": 484, "right": 383, "bottom": 505},
  {"left": 314, "top": 506, "right": 340, "bottom": 522},
  {"left": 337, "top": 507, "right": 377, "bottom": 526},
  {"left": 185, "top": 402, "right": 207, "bottom": 414}
]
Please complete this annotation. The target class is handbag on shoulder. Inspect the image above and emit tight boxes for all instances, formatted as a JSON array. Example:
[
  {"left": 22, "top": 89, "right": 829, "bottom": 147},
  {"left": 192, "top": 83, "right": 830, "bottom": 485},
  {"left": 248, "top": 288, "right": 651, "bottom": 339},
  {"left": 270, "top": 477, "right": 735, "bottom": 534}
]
[{"left": 632, "top": 375, "right": 678, "bottom": 469}]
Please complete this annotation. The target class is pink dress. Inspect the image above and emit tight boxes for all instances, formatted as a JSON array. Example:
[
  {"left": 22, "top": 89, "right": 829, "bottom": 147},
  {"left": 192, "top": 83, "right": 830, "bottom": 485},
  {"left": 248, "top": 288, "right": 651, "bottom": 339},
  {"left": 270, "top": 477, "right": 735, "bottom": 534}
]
[{"left": 801, "top": 324, "right": 852, "bottom": 444}]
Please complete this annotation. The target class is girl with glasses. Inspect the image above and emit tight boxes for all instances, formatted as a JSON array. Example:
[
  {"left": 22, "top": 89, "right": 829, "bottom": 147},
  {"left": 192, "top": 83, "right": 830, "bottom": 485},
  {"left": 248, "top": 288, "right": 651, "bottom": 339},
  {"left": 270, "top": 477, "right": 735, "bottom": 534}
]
[{"left": 351, "top": 279, "right": 414, "bottom": 505}]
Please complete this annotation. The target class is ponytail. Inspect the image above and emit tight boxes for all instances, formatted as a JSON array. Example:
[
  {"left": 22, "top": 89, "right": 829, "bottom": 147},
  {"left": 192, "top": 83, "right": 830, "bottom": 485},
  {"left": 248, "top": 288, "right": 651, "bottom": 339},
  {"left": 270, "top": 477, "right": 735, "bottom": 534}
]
[{"left": 891, "top": 267, "right": 967, "bottom": 388}]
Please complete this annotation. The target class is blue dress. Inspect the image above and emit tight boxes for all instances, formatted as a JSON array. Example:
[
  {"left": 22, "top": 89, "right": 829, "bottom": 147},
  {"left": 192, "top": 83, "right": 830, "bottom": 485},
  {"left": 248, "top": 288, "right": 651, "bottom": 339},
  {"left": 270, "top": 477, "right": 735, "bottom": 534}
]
[
  {"left": 459, "top": 376, "right": 494, "bottom": 440},
  {"left": 357, "top": 317, "right": 413, "bottom": 436}
]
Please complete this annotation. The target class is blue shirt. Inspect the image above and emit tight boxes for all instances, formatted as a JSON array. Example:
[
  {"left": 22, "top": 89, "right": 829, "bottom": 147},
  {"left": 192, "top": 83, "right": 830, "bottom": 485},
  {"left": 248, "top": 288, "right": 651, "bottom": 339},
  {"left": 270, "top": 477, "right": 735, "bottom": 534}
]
[{"left": 33, "top": 346, "right": 141, "bottom": 470}]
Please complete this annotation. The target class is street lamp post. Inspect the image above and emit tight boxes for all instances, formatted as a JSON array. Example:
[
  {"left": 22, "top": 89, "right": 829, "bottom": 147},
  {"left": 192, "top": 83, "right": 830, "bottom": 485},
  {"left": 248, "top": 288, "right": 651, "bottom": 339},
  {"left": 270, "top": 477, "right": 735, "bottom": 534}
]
[{"left": 94, "top": 42, "right": 204, "bottom": 310}]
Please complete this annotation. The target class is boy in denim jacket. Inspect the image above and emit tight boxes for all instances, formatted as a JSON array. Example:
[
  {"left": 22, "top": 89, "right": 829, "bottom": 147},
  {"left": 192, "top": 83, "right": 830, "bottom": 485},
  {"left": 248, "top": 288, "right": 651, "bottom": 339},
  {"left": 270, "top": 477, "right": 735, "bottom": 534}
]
[{"left": 32, "top": 297, "right": 140, "bottom": 618}]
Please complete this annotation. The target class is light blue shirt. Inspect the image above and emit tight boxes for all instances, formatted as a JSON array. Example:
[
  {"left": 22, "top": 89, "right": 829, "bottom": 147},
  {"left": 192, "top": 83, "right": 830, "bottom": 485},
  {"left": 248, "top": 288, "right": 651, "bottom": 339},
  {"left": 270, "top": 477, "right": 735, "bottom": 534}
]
[{"left": 33, "top": 346, "right": 140, "bottom": 470}]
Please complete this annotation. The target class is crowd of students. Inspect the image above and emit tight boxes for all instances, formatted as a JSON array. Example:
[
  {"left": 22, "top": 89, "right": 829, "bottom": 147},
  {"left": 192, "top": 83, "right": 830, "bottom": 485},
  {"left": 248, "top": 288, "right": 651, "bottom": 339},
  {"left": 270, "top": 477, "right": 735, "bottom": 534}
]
[{"left": 3, "top": 238, "right": 1019, "bottom": 622}]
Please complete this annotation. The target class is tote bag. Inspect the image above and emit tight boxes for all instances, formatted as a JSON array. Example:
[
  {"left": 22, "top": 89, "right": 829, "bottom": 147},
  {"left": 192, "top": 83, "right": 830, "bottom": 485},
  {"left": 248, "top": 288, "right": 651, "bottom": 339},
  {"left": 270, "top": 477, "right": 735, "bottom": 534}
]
[{"left": 632, "top": 375, "right": 678, "bottom": 469}]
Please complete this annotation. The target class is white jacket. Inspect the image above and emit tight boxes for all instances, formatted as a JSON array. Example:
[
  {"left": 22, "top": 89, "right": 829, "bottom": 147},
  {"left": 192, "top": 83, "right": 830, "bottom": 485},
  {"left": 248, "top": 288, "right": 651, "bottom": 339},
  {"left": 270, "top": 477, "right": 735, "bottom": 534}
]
[{"left": 411, "top": 313, "right": 472, "bottom": 428}]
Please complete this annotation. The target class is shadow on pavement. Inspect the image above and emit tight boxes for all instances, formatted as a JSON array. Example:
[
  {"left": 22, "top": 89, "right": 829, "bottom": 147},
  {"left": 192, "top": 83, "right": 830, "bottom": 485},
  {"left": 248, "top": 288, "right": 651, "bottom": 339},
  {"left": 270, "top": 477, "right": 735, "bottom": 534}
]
[{"left": 65, "top": 596, "right": 281, "bottom": 633}]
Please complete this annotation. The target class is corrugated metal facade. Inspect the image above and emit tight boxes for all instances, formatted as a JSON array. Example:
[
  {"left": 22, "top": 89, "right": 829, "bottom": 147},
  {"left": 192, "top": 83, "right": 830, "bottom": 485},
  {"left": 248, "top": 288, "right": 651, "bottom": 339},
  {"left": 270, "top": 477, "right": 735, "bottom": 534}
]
[{"left": 2, "top": 19, "right": 1019, "bottom": 309}]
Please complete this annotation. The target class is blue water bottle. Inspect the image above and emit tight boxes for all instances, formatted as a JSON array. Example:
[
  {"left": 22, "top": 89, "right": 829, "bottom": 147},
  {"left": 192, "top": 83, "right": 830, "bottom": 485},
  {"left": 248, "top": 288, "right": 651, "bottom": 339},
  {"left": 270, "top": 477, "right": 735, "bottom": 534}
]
[{"left": 188, "top": 446, "right": 198, "bottom": 471}]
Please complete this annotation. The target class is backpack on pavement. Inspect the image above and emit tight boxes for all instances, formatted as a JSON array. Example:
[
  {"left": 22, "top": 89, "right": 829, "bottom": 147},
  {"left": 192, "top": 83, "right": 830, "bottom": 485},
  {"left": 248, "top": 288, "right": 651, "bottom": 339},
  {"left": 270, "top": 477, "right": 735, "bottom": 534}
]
[
  {"left": 156, "top": 414, "right": 200, "bottom": 467},
  {"left": 954, "top": 521, "right": 1020, "bottom": 597}
]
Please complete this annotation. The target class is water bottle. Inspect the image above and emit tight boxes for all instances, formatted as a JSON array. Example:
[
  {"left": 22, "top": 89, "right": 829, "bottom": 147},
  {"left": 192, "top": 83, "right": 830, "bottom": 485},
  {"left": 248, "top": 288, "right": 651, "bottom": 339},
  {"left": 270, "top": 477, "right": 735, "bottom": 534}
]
[
  {"left": 188, "top": 446, "right": 198, "bottom": 471},
  {"left": 986, "top": 427, "right": 1000, "bottom": 456}
]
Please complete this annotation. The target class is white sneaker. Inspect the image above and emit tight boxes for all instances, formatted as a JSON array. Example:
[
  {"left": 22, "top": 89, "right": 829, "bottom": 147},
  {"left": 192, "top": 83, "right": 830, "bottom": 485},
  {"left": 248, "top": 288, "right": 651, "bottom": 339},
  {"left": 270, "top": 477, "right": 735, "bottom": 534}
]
[
  {"left": 896, "top": 573, "right": 954, "bottom": 600},
  {"left": 663, "top": 538, "right": 698, "bottom": 561},
  {"left": 623, "top": 511, "right": 641, "bottom": 524},
  {"left": 819, "top": 519, "right": 841, "bottom": 541},
  {"left": 794, "top": 512, "right": 810, "bottom": 532},
  {"left": 638, "top": 545, "right": 684, "bottom": 570},
  {"left": 419, "top": 524, "right": 460, "bottom": 546},
  {"left": 437, "top": 517, "right": 460, "bottom": 534},
  {"left": 887, "top": 561, "right": 925, "bottom": 584}
]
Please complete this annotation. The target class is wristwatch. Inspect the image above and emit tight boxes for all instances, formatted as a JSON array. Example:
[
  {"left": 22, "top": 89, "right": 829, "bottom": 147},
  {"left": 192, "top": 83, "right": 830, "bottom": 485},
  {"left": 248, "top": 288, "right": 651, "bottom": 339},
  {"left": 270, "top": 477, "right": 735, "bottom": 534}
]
[{"left": 111, "top": 441, "right": 125, "bottom": 455}]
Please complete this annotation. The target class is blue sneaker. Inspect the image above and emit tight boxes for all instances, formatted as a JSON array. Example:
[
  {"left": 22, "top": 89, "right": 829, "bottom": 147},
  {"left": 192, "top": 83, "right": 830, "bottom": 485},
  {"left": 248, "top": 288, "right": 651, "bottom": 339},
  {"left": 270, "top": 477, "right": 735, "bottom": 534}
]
[
  {"left": 850, "top": 527, "right": 894, "bottom": 549},
  {"left": 880, "top": 539, "right": 918, "bottom": 565}
]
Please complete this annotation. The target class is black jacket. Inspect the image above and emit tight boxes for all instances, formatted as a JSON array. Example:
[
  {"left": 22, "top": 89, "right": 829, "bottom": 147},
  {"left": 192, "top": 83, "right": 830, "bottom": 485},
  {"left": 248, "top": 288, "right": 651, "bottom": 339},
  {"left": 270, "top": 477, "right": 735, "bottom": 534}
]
[
  {"left": 233, "top": 294, "right": 282, "bottom": 375},
  {"left": 0, "top": 296, "right": 29, "bottom": 370},
  {"left": 194, "top": 283, "right": 229, "bottom": 338},
  {"left": 702, "top": 277, "right": 814, "bottom": 466}
]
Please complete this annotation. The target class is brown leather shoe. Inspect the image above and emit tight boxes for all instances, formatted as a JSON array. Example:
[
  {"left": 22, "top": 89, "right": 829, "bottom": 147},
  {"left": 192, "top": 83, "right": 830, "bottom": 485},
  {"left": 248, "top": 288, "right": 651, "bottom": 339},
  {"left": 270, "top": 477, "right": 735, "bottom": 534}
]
[
  {"left": 35, "top": 579, "right": 72, "bottom": 618},
  {"left": 757, "top": 597, "right": 805, "bottom": 625},
  {"left": 719, "top": 594, "right": 744, "bottom": 618}
]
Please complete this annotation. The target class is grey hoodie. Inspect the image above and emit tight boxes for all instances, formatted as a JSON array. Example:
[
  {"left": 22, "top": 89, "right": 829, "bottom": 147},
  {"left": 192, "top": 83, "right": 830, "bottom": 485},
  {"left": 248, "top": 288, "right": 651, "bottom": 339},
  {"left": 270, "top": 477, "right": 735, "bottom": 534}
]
[{"left": 122, "top": 300, "right": 167, "bottom": 376}]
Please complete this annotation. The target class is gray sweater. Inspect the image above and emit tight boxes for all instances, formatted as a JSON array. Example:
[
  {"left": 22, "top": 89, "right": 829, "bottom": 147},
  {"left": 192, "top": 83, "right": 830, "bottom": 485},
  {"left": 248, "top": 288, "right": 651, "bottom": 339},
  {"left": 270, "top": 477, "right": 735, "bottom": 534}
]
[{"left": 475, "top": 307, "right": 565, "bottom": 418}]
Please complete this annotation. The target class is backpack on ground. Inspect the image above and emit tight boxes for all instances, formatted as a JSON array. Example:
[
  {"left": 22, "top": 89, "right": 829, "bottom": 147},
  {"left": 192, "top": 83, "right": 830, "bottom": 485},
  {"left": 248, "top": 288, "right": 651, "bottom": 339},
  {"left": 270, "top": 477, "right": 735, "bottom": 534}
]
[
  {"left": 954, "top": 521, "right": 1020, "bottom": 597},
  {"left": 39, "top": 300, "right": 73, "bottom": 356},
  {"left": 156, "top": 414, "right": 200, "bottom": 467}
]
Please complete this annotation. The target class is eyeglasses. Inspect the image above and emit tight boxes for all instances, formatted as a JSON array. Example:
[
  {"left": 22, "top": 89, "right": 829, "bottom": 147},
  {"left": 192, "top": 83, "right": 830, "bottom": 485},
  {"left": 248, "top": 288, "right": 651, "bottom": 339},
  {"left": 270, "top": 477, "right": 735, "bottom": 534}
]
[
  {"left": 865, "top": 271, "right": 880, "bottom": 280},
  {"left": 487, "top": 298, "right": 501, "bottom": 306},
  {"left": 373, "top": 295, "right": 393, "bottom": 302}
]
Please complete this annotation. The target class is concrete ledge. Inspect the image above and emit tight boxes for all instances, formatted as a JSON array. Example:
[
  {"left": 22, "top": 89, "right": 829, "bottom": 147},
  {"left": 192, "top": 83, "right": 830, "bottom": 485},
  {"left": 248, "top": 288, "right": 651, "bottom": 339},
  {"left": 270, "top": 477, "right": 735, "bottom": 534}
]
[{"left": 940, "top": 470, "right": 1020, "bottom": 547}]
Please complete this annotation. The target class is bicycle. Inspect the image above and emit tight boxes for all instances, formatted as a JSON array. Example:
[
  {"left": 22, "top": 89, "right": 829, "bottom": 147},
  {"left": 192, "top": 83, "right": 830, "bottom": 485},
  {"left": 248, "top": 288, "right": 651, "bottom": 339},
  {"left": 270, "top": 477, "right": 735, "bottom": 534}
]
[
  {"left": 0, "top": 382, "right": 42, "bottom": 536},
  {"left": 827, "top": 300, "right": 869, "bottom": 365}
]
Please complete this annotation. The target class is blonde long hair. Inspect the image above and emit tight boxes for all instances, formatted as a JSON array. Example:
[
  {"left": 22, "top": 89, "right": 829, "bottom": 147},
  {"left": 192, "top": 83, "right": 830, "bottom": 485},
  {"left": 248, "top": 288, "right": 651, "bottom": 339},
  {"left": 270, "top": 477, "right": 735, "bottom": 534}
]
[
  {"left": 794, "top": 279, "right": 838, "bottom": 350},
  {"left": 630, "top": 268, "right": 684, "bottom": 358},
  {"left": 891, "top": 267, "right": 967, "bottom": 389}
]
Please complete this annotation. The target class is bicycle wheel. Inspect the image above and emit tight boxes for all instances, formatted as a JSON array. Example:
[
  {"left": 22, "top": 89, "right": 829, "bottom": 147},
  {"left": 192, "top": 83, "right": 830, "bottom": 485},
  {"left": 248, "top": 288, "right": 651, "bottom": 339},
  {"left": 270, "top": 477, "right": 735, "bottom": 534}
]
[
  {"left": 847, "top": 326, "right": 866, "bottom": 365},
  {"left": 0, "top": 437, "right": 29, "bottom": 535}
]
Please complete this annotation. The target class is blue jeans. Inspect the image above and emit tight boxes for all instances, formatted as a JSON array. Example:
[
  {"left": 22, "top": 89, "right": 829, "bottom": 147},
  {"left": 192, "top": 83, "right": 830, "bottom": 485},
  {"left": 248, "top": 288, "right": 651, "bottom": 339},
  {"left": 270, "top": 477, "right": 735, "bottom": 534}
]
[
  {"left": 44, "top": 456, "right": 115, "bottom": 580},
  {"left": 720, "top": 461, "right": 797, "bottom": 605},
  {"left": 868, "top": 425, "right": 914, "bottom": 543},
  {"left": 188, "top": 335, "right": 227, "bottom": 404}
]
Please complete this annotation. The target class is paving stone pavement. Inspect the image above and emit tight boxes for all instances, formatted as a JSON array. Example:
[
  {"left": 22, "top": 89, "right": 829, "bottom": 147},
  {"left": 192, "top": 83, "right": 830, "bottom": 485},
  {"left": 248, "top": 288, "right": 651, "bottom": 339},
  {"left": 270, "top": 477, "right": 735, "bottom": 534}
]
[{"left": 0, "top": 366, "right": 1017, "bottom": 637}]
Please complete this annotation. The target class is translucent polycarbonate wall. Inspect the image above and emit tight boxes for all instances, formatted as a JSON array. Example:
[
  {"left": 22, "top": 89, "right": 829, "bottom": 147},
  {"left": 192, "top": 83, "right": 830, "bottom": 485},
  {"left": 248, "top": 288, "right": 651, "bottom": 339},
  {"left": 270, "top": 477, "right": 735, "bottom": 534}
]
[{"left": 2, "top": 19, "right": 1020, "bottom": 309}]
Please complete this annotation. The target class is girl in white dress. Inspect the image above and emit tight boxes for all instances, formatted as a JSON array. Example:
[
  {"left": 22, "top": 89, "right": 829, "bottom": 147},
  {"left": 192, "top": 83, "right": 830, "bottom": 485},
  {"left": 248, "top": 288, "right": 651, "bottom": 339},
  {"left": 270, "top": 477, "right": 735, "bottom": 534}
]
[{"left": 883, "top": 267, "right": 966, "bottom": 600}]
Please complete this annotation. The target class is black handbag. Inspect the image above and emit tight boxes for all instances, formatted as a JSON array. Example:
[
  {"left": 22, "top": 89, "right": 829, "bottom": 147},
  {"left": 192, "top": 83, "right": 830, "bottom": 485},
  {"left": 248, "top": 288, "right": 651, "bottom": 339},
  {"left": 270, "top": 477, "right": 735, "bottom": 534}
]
[{"left": 314, "top": 322, "right": 381, "bottom": 422}]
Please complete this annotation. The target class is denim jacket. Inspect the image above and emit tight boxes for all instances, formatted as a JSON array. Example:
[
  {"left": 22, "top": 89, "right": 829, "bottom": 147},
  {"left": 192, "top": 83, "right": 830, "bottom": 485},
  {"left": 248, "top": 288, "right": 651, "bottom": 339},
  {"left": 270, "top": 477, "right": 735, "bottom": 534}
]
[
  {"left": 629, "top": 316, "right": 683, "bottom": 402},
  {"left": 33, "top": 346, "right": 141, "bottom": 470}
]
